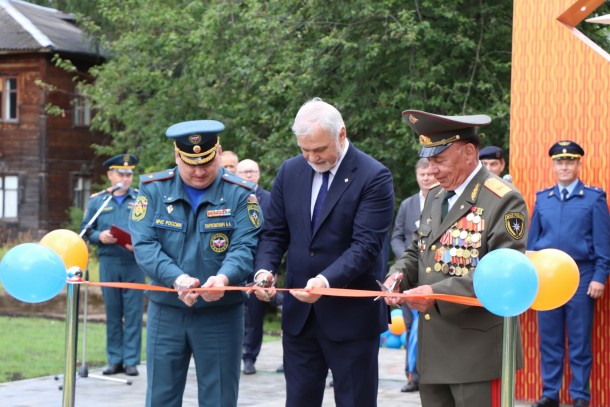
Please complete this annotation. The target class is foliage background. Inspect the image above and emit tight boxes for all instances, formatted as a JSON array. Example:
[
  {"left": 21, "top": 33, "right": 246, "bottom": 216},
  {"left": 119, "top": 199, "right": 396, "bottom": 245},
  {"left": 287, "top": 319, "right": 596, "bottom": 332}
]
[{"left": 32, "top": 0, "right": 610, "bottom": 203}]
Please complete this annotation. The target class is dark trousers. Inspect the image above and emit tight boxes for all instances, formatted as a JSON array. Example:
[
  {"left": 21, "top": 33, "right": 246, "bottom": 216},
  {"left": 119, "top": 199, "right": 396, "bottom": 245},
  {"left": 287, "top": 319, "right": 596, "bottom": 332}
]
[
  {"left": 419, "top": 380, "right": 497, "bottom": 407},
  {"left": 242, "top": 294, "right": 265, "bottom": 362},
  {"left": 243, "top": 291, "right": 283, "bottom": 363},
  {"left": 283, "top": 310, "right": 379, "bottom": 407},
  {"left": 539, "top": 265, "right": 595, "bottom": 401},
  {"left": 99, "top": 257, "right": 145, "bottom": 366},
  {"left": 146, "top": 302, "right": 243, "bottom": 407}
]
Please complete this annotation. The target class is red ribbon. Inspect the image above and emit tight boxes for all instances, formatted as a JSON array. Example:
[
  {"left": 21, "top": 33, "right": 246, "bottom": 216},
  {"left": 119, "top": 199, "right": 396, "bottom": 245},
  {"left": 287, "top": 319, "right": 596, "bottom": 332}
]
[{"left": 81, "top": 281, "right": 482, "bottom": 307}]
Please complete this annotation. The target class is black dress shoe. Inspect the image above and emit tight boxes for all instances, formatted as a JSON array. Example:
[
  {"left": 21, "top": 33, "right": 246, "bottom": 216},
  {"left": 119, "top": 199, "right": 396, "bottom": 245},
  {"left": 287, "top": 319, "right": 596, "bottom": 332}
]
[
  {"left": 102, "top": 364, "right": 124, "bottom": 375},
  {"left": 573, "top": 398, "right": 589, "bottom": 407},
  {"left": 124, "top": 365, "right": 139, "bottom": 376},
  {"left": 243, "top": 360, "right": 256, "bottom": 375},
  {"left": 531, "top": 397, "right": 559, "bottom": 407},
  {"left": 400, "top": 381, "right": 419, "bottom": 392}
]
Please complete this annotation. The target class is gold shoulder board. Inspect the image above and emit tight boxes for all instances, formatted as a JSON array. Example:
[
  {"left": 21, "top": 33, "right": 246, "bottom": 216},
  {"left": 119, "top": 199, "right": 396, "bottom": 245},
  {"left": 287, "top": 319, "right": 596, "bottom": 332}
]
[{"left": 483, "top": 178, "right": 512, "bottom": 198}]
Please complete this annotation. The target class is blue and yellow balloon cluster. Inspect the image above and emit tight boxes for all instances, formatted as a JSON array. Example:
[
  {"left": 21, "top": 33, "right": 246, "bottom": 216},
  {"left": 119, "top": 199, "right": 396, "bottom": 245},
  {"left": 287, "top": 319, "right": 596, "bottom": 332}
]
[
  {"left": 380, "top": 308, "right": 407, "bottom": 349},
  {"left": 0, "top": 229, "right": 88, "bottom": 303},
  {"left": 474, "top": 248, "right": 579, "bottom": 317}
]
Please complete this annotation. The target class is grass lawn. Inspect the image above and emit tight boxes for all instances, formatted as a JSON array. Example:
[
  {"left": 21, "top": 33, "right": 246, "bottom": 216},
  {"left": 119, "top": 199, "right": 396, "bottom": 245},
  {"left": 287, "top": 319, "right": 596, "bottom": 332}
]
[
  {"left": 0, "top": 313, "right": 281, "bottom": 383},
  {"left": 0, "top": 316, "right": 112, "bottom": 382}
]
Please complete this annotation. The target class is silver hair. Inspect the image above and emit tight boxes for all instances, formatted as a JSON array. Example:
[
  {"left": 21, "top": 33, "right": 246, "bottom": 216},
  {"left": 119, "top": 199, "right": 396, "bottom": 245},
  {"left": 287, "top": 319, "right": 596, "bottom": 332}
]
[{"left": 291, "top": 97, "right": 345, "bottom": 139}]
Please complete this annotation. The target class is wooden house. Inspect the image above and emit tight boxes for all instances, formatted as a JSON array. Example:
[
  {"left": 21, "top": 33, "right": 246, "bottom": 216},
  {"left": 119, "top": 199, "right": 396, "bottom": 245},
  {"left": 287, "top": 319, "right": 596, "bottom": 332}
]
[{"left": 0, "top": 0, "right": 107, "bottom": 241}]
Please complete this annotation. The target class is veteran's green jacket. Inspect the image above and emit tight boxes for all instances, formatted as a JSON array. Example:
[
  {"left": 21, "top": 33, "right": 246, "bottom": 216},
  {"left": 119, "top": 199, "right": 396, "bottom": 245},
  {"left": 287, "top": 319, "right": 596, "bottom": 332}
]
[{"left": 389, "top": 165, "right": 528, "bottom": 384}]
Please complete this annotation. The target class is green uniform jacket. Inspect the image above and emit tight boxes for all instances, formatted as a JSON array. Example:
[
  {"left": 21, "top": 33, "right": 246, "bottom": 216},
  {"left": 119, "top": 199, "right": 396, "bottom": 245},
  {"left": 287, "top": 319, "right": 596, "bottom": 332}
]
[
  {"left": 129, "top": 167, "right": 263, "bottom": 309},
  {"left": 389, "top": 165, "right": 528, "bottom": 384}
]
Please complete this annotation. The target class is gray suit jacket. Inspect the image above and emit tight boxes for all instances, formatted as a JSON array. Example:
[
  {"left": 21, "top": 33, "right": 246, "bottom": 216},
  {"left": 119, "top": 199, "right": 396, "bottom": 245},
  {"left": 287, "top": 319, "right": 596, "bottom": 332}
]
[{"left": 391, "top": 192, "right": 421, "bottom": 258}]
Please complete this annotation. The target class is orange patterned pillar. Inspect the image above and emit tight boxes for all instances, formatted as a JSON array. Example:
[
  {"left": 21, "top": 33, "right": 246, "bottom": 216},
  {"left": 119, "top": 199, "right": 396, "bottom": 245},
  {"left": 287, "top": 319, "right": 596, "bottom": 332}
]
[{"left": 511, "top": 1, "right": 610, "bottom": 406}]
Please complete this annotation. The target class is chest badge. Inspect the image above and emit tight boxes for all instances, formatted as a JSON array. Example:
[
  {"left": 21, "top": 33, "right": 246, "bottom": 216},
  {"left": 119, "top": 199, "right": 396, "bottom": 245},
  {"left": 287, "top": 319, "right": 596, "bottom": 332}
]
[{"left": 210, "top": 233, "right": 229, "bottom": 253}]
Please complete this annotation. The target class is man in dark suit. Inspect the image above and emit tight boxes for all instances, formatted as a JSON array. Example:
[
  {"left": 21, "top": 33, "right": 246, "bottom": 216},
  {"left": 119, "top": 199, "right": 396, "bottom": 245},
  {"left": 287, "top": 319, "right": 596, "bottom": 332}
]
[
  {"left": 384, "top": 110, "right": 528, "bottom": 407},
  {"left": 237, "top": 158, "right": 279, "bottom": 375},
  {"left": 391, "top": 158, "right": 436, "bottom": 258},
  {"left": 249, "top": 97, "right": 395, "bottom": 407},
  {"left": 391, "top": 157, "right": 436, "bottom": 393}
]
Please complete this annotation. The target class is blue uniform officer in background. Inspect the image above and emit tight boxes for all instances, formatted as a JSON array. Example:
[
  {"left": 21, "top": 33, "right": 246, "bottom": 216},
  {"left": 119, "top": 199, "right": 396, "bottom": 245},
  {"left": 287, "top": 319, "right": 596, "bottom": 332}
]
[
  {"left": 80, "top": 154, "right": 144, "bottom": 376},
  {"left": 528, "top": 140, "right": 610, "bottom": 407},
  {"left": 129, "top": 120, "right": 263, "bottom": 407}
]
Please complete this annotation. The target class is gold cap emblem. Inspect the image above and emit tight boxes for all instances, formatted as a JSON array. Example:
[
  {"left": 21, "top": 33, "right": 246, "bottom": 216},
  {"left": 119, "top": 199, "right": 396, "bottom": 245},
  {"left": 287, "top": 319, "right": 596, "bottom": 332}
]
[
  {"left": 409, "top": 114, "right": 418, "bottom": 124},
  {"left": 188, "top": 134, "right": 202, "bottom": 145}
]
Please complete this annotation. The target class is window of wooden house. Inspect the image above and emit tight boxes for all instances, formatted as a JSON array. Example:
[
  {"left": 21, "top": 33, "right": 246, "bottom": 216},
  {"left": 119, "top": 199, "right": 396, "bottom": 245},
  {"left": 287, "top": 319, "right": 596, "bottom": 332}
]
[
  {"left": 73, "top": 174, "right": 92, "bottom": 211},
  {"left": 73, "top": 94, "right": 91, "bottom": 127},
  {"left": 0, "top": 175, "right": 19, "bottom": 218},
  {"left": 0, "top": 77, "right": 18, "bottom": 121}
]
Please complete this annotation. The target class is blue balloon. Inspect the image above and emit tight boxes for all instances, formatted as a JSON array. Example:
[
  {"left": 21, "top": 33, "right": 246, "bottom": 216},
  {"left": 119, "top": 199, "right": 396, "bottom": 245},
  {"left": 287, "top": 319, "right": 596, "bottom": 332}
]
[
  {"left": 0, "top": 243, "right": 66, "bottom": 303},
  {"left": 385, "top": 333, "right": 402, "bottom": 349},
  {"left": 390, "top": 308, "right": 402, "bottom": 318},
  {"left": 400, "top": 330, "right": 407, "bottom": 347},
  {"left": 473, "top": 248, "right": 539, "bottom": 317}
]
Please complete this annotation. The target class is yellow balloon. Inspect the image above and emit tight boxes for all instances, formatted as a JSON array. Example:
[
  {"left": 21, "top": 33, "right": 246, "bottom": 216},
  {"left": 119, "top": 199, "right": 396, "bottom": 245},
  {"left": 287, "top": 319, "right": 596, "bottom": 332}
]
[
  {"left": 388, "top": 314, "right": 406, "bottom": 335},
  {"left": 40, "top": 229, "right": 89, "bottom": 271},
  {"left": 528, "top": 249, "right": 579, "bottom": 311}
]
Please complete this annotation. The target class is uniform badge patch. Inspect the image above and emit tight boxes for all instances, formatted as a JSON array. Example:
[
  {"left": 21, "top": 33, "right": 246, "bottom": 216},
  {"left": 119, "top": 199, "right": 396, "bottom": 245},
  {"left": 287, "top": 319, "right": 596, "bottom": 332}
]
[
  {"left": 248, "top": 204, "right": 261, "bottom": 228},
  {"left": 247, "top": 194, "right": 262, "bottom": 228},
  {"left": 504, "top": 212, "right": 525, "bottom": 240},
  {"left": 210, "top": 233, "right": 229, "bottom": 253},
  {"left": 132, "top": 196, "right": 148, "bottom": 221}
]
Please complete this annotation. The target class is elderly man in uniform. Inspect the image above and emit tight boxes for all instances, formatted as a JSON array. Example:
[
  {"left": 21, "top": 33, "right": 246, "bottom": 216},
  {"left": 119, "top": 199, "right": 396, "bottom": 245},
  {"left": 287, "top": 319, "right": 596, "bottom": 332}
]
[
  {"left": 129, "top": 121, "right": 263, "bottom": 407},
  {"left": 528, "top": 141, "right": 610, "bottom": 407},
  {"left": 383, "top": 110, "right": 528, "bottom": 407},
  {"left": 80, "top": 154, "right": 144, "bottom": 376},
  {"left": 479, "top": 145, "right": 506, "bottom": 177}
]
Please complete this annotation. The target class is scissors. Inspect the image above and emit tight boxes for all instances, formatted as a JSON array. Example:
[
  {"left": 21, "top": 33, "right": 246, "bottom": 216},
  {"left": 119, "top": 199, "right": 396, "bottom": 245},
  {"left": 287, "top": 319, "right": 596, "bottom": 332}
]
[
  {"left": 374, "top": 272, "right": 400, "bottom": 301},
  {"left": 246, "top": 278, "right": 275, "bottom": 301}
]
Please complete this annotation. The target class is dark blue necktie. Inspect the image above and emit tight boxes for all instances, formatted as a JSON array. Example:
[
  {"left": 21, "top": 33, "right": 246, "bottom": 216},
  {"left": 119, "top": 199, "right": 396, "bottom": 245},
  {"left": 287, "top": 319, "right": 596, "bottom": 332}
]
[
  {"left": 311, "top": 171, "right": 330, "bottom": 230},
  {"left": 562, "top": 188, "right": 568, "bottom": 201}
]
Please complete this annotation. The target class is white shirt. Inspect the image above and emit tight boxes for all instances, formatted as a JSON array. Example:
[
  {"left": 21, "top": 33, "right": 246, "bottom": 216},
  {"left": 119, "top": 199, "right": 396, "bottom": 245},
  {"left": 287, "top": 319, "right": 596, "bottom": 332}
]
[
  {"left": 310, "top": 139, "right": 349, "bottom": 219},
  {"left": 447, "top": 162, "right": 483, "bottom": 211}
]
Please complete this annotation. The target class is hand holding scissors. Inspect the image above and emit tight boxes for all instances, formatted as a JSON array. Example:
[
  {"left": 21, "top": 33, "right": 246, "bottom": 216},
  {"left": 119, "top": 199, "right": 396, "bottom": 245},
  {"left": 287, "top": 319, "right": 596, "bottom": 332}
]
[{"left": 375, "top": 271, "right": 402, "bottom": 302}]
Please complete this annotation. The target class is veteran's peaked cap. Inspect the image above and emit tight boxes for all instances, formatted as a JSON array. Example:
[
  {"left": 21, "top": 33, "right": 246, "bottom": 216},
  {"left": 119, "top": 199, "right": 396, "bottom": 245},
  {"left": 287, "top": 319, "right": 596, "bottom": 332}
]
[{"left": 402, "top": 110, "right": 491, "bottom": 158}]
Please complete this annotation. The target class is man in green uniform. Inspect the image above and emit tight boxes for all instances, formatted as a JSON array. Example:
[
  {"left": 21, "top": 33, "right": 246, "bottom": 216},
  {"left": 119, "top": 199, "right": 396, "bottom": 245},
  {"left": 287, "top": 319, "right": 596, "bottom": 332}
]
[
  {"left": 383, "top": 110, "right": 528, "bottom": 407},
  {"left": 129, "top": 120, "right": 263, "bottom": 407}
]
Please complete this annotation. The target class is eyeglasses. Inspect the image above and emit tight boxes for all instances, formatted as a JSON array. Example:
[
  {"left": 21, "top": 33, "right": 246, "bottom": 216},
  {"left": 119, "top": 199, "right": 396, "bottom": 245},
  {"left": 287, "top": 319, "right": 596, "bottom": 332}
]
[{"left": 237, "top": 170, "right": 259, "bottom": 175}]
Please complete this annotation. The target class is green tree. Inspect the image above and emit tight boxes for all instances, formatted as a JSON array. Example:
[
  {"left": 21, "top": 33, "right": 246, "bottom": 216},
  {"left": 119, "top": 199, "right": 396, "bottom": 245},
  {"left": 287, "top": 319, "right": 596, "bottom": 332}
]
[{"left": 52, "top": 0, "right": 519, "bottom": 202}]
